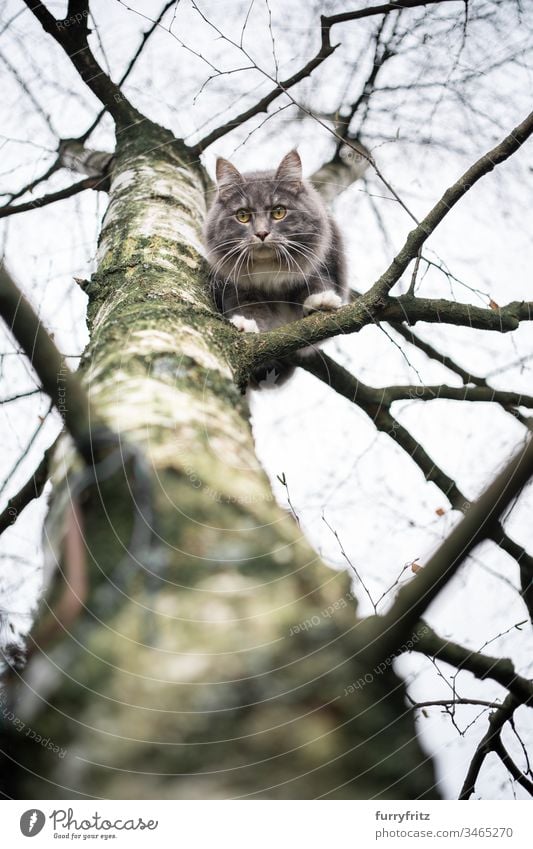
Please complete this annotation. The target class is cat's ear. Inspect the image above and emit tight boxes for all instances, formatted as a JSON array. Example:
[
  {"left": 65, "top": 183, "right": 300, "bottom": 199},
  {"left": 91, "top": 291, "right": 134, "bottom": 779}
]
[
  {"left": 215, "top": 158, "right": 243, "bottom": 188},
  {"left": 275, "top": 150, "right": 302, "bottom": 189}
]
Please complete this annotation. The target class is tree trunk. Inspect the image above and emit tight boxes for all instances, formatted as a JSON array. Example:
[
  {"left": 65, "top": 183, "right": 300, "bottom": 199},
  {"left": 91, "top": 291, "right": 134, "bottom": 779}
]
[{"left": 2, "top": 120, "right": 438, "bottom": 800}]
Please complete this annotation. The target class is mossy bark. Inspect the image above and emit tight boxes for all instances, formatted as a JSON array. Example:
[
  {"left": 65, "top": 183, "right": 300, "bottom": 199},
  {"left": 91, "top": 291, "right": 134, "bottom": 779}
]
[{"left": 1, "top": 120, "right": 439, "bottom": 799}]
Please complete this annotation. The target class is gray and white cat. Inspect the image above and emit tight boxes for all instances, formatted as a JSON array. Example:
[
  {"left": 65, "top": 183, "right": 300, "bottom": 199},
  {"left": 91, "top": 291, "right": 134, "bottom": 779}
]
[{"left": 205, "top": 150, "right": 347, "bottom": 381}]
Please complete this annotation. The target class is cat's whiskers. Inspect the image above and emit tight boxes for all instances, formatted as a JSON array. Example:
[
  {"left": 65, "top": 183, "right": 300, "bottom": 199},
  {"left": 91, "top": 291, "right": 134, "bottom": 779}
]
[
  {"left": 271, "top": 245, "right": 289, "bottom": 281},
  {"left": 284, "top": 240, "right": 325, "bottom": 281},
  {"left": 276, "top": 244, "right": 311, "bottom": 293},
  {"left": 280, "top": 241, "right": 330, "bottom": 299},
  {"left": 226, "top": 245, "right": 251, "bottom": 298},
  {"left": 279, "top": 241, "right": 313, "bottom": 275},
  {"left": 284, "top": 239, "right": 322, "bottom": 267},
  {"left": 210, "top": 244, "right": 245, "bottom": 278}
]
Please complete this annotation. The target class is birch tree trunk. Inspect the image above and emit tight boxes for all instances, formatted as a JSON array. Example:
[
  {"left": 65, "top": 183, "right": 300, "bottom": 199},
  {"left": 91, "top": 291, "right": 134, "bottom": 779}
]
[{"left": 3, "top": 120, "right": 438, "bottom": 800}]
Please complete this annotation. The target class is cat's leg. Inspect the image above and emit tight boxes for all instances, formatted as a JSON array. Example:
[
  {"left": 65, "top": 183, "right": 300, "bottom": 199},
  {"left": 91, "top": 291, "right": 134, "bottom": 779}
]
[
  {"left": 225, "top": 294, "right": 260, "bottom": 332},
  {"left": 302, "top": 290, "right": 343, "bottom": 314},
  {"left": 298, "top": 281, "right": 344, "bottom": 358},
  {"left": 229, "top": 314, "right": 259, "bottom": 333}
]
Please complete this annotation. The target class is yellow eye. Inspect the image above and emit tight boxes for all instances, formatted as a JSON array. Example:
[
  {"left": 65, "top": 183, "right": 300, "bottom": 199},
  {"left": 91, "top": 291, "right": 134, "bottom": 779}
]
[
  {"left": 236, "top": 208, "right": 251, "bottom": 223},
  {"left": 271, "top": 205, "right": 286, "bottom": 220}
]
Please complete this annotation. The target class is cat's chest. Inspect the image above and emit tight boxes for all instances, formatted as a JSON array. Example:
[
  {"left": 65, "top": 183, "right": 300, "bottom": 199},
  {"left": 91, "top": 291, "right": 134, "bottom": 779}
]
[{"left": 237, "top": 268, "right": 307, "bottom": 292}]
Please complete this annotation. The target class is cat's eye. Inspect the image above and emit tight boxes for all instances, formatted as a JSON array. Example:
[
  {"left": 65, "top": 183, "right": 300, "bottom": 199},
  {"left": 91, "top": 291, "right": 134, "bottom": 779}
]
[
  {"left": 236, "top": 208, "right": 251, "bottom": 223},
  {"left": 271, "top": 205, "right": 286, "bottom": 220}
]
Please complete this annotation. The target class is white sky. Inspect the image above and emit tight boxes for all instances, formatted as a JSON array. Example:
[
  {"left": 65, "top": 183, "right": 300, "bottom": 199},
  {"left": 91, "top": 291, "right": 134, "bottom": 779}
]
[{"left": 1, "top": 0, "right": 532, "bottom": 800}]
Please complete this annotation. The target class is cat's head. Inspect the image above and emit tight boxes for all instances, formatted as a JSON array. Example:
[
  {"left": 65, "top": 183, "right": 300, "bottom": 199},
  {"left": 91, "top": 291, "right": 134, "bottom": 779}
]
[{"left": 205, "top": 150, "right": 330, "bottom": 286}]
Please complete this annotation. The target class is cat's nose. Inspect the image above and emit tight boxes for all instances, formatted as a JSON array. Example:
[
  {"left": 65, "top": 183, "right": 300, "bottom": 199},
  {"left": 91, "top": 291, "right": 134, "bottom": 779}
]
[{"left": 255, "top": 231, "right": 270, "bottom": 241}]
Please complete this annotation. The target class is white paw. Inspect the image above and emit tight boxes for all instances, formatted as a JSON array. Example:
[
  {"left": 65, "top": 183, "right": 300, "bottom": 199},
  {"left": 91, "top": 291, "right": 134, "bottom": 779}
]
[
  {"left": 229, "top": 314, "right": 259, "bottom": 333},
  {"left": 303, "top": 291, "right": 343, "bottom": 314}
]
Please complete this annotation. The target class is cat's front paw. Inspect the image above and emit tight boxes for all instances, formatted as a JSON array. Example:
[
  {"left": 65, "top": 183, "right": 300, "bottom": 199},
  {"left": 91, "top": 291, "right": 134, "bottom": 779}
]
[
  {"left": 229, "top": 314, "right": 259, "bottom": 333},
  {"left": 303, "top": 291, "right": 343, "bottom": 315}
]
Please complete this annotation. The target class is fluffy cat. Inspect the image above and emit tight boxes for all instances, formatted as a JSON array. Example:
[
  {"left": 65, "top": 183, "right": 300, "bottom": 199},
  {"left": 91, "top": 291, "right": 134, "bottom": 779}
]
[{"left": 205, "top": 150, "right": 347, "bottom": 384}]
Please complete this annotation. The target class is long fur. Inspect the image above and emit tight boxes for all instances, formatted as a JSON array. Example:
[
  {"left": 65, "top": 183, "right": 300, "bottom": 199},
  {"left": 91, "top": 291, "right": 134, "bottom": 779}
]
[{"left": 205, "top": 150, "right": 347, "bottom": 386}]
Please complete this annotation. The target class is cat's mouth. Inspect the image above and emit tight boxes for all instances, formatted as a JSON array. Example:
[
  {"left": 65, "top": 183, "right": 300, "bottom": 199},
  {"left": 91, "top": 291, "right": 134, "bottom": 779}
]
[{"left": 251, "top": 243, "right": 276, "bottom": 257}]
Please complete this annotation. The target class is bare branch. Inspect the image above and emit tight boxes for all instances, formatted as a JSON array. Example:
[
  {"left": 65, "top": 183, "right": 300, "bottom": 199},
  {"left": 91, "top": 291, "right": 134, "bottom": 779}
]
[
  {"left": 79, "top": 0, "right": 176, "bottom": 143},
  {"left": 191, "top": 0, "right": 456, "bottom": 154},
  {"left": 239, "top": 295, "right": 533, "bottom": 386},
  {"left": 0, "top": 388, "right": 41, "bottom": 403},
  {"left": 24, "top": 0, "right": 142, "bottom": 129},
  {"left": 0, "top": 443, "right": 54, "bottom": 536},
  {"left": 381, "top": 295, "right": 533, "bottom": 329},
  {"left": 412, "top": 698, "right": 501, "bottom": 709},
  {"left": 459, "top": 693, "right": 520, "bottom": 799},
  {"left": 367, "top": 108, "right": 533, "bottom": 301},
  {"left": 493, "top": 737, "right": 533, "bottom": 796},
  {"left": 0, "top": 175, "right": 103, "bottom": 219},
  {"left": 326, "top": 0, "right": 458, "bottom": 27},
  {"left": 362, "top": 381, "right": 533, "bottom": 409},
  {"left": 414, "top": 624, "right": 533, "bottom": 705},
  {"left": 297, "top": 352, "right": 533, "bottom": 622},
  {"left": 371, "top": 433, "right": 533, "bottom": 657},
  {"left": 0, "top": 263, "right": 96, "bottom": 463}
]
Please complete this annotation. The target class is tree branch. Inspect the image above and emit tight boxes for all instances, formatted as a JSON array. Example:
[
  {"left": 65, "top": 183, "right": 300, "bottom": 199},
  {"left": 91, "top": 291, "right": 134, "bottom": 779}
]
[
  {"left": 78, "top": 0, "right": 176, "bottom": 143},
  {"left": 492, "top": 737, "right": 533, "bottom": 796},
  {"left": 414, "top": 625, "right": 533, "bottom": 706},
  {"left": 366, "top": 108, "right": 533, "bottom": 301},
  {"left": 362, "top": 381, "right": 533, "bottom": 409},
  {"left": 371, "top": 432, "right": 533, "bottom": 657},
  {"left": 459, "top": 693, "right": 520, "bottom": 799},
  {"left": 191, "top": 0, "right": 456, "bottom": 154},
  {"left": 2, "top": 158, "right": 62, "bottom": 206},
  {"left": 0, "top": 263, "right": 98, "bottom": 464},
  {"left": 326, "top": 0, "right": 458, "bottom": 27},
  {"left": 389, "top": 322, "right": 531, "bottom": 425},
  {"left": 297, "top": 351, "right": 533, "bottom": 622},
  {"left": 24, "top": 1, "right": 142, "bottom": 129},
  {"left": 237, "top": 295, "right": 533, "bottom": 385},
  {"left": 412, "top": 698, "right": 501, "bottom": 710},
  {"left": 0, "top": 443, "right": 54, "bottom": 535},
  {"left": 381, "top": 295, "right": 532, "bottom": 329},
  {"left": 0, "top": 176, "right": 103, "bottom": 219}
]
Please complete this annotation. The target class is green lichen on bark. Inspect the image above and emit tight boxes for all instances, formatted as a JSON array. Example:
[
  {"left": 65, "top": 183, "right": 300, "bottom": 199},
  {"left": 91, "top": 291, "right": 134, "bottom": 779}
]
[{"left": 1, "top": 120, "right": 439, "bottom": 800}]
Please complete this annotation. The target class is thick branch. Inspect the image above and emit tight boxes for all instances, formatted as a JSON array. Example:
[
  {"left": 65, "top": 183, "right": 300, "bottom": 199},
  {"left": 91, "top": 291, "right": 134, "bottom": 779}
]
[
  {"left": 412, "top": 698, "right": 501, "bottom": 710},
  {"left": 238, "top": 295, "right": 533, "bottom": 383},
  {"left": 327, "top": 0, "right": 457, "bottom": 26},
  {"left": 1, "top": 158, "right": 61, "bottom": 206},
  {"left": 0, "top": 263, "right": 97, "bottom": 463},
  {"left": 382, "top": 295, "right": 532, "bottom": 329},
  {"left": 366, "top": 382, "right": 533, "bottom": 409}
]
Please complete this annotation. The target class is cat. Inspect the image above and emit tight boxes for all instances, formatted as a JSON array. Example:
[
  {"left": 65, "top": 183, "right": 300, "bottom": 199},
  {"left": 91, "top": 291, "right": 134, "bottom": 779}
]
[{"left": 205, "top": 150, "right": 348, "bottom": 385}]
